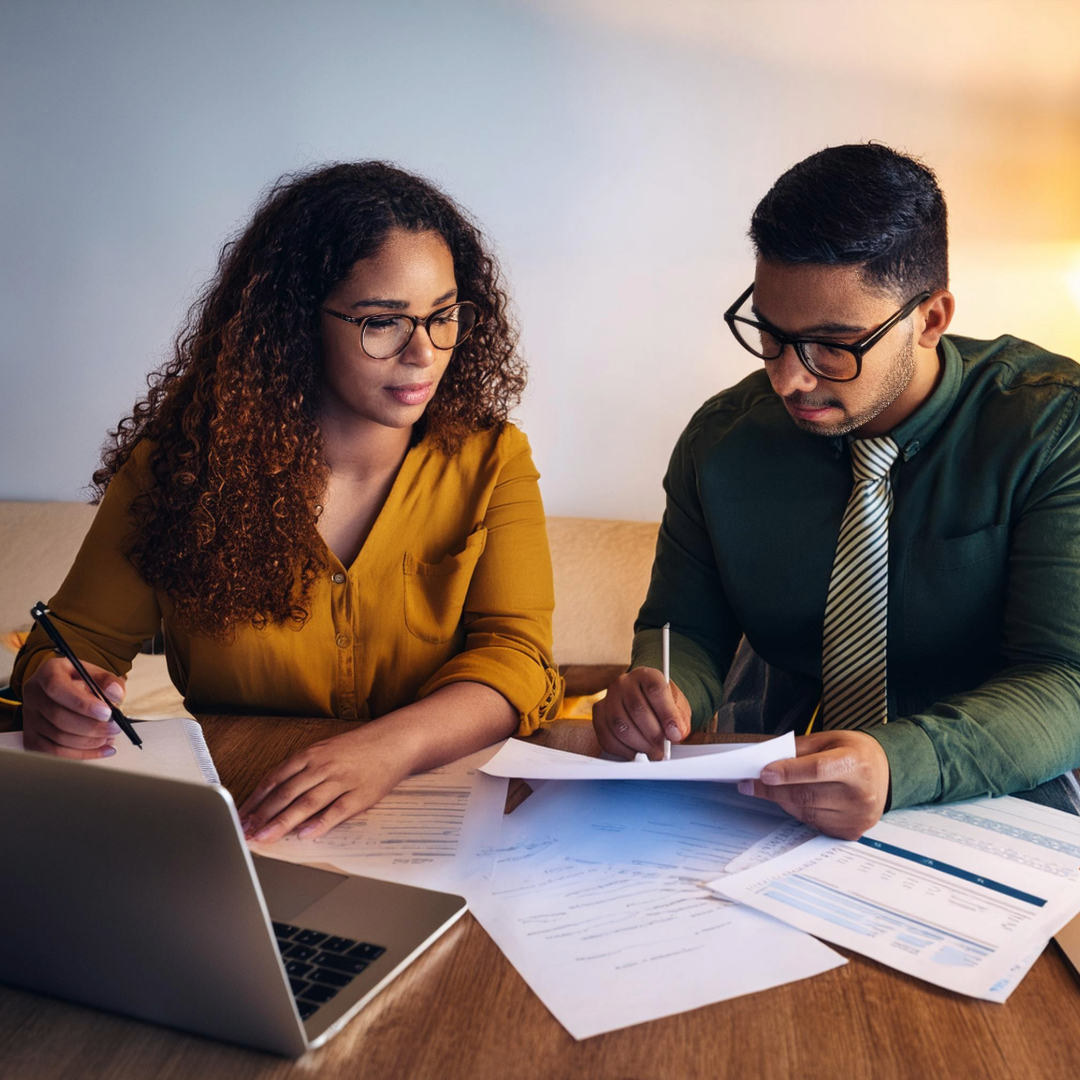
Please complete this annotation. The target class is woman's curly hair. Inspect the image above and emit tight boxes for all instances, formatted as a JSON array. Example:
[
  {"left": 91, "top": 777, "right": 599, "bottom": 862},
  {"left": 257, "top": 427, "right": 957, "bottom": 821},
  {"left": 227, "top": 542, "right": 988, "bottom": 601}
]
[{"left": 92, "top": 161, "right": 526, "bottom": 639}]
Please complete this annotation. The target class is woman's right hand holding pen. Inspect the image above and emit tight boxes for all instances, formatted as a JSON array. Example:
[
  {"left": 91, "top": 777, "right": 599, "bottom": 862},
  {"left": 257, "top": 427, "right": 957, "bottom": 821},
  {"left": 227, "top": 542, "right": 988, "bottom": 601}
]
[
  {"left": 21, "top": 657, "right": 127, "bottom": 759},
  {"left": 592, "top": 667, "right": 691, "bottom": 760}
]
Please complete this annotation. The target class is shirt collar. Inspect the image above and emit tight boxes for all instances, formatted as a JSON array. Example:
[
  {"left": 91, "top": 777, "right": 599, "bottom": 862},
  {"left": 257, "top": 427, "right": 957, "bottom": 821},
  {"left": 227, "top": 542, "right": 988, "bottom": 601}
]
[{"left": 886, "top": 335, "right": 964, "bottom": 462}]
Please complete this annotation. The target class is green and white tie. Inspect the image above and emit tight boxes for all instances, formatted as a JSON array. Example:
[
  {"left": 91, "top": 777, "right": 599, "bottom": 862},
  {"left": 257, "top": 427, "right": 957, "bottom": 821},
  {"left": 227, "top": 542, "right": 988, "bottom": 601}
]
[{"left": 822, "top": 436, "right": 900, "bottom": 730}]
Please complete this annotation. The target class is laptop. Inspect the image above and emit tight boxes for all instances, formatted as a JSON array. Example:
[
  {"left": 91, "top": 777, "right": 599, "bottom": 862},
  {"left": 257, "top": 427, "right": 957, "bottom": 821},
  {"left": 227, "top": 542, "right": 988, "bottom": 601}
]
[{"left": 0, "top": 747, "right": 468, "bottom": 1057}]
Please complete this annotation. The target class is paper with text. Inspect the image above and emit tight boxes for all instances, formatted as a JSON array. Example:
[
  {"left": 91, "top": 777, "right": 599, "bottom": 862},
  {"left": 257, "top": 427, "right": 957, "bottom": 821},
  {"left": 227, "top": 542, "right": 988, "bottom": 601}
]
[
  {"left": 468, "top": 775, "right": 844, "bottom": 1038},
  {"left": 249, "top": 745, "right": 508, "bottom": 893},
  {"left": 711, "top": 795, "right": 1080, "bottom": 999}
]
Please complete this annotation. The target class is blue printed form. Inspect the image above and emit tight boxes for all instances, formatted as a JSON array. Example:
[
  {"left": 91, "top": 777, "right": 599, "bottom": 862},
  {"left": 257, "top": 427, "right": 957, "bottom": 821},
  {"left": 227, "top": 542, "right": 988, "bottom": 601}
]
[{"left": 708, "top": 796, "right": 1080, "bottom": 1000}]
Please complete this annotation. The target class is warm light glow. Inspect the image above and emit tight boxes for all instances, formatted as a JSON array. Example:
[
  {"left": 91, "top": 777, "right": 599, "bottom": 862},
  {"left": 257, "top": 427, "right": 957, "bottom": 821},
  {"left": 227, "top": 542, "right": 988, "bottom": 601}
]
[{"left": 1067, "top": 254, "right": 1080, "bottom": 314}]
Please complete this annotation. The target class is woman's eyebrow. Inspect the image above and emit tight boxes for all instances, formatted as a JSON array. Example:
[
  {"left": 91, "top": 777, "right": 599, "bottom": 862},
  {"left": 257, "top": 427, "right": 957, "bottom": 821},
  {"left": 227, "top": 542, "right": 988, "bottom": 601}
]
[
  {"left": 349, "top": 288, "right": 458, "bottom": 311},
  {"left": 350, "top": 297, "right": 408, "bottom": 310}
]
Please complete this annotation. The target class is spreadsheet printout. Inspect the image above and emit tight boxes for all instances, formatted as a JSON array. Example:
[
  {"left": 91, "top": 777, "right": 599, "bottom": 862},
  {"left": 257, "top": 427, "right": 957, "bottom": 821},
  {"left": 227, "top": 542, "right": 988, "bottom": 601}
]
[{"left": 710, "top": 795, "right": 1080, "bottom": 999}]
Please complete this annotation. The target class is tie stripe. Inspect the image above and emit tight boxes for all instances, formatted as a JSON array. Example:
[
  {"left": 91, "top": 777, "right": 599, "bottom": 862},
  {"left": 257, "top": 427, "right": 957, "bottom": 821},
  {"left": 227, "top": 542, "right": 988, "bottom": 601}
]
[{"left": 822, "top": 436, "right": 900, "bottom": 731}]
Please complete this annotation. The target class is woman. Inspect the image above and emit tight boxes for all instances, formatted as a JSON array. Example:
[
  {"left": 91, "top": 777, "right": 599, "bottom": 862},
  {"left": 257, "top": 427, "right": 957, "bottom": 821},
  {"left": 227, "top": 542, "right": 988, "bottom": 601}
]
[{"left": 13, "top": 161, "right": 562, "bottom": 842}]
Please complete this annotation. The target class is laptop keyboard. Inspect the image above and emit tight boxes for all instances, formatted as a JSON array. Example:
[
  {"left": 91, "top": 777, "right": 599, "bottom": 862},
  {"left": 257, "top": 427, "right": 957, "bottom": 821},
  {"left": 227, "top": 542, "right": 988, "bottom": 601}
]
[{"left": 272, "top": 922, "right": 386, "bottom": 1021}]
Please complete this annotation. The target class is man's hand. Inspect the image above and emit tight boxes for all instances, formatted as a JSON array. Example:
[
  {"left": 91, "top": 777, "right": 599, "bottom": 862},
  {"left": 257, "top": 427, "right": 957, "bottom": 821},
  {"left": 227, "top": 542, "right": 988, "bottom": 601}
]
[
  {"left": 593, "top": 667, "right": 692, "bottom": 760},
  {"left": 737, "top": 729, "right": 890, "bottom": 840}
]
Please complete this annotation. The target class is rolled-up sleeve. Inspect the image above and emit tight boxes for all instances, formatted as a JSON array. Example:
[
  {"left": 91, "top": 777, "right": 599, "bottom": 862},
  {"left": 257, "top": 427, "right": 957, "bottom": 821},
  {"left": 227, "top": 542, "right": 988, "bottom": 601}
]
[{"left": 417, "top": 430, "right": 563, "bottom": 734}]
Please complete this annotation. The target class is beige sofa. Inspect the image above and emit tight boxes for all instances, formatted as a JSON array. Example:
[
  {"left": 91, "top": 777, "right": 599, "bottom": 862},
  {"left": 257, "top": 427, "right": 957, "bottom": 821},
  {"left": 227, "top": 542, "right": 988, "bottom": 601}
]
[{"left": 0, "top": 502, "right": 659, "bottom": 718}]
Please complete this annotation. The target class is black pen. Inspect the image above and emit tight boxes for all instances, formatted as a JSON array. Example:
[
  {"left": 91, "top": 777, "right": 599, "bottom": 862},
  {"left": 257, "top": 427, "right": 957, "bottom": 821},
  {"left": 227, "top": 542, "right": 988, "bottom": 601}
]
[{"left": 30, "top": 601, "right": 142, "bottom": 750}]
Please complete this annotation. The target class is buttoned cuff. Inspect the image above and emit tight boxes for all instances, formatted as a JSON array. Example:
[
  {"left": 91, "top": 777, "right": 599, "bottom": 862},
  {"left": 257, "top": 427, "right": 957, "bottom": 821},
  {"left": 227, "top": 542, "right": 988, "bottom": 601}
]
[{"left": 866, "top": 718, "right": 942, "bottom": 810}]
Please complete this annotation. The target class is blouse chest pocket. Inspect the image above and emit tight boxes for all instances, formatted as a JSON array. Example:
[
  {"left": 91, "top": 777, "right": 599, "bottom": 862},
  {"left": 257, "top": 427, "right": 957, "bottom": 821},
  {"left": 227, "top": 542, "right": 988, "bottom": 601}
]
[{"left": 403, "top": 526, "right": 488, "bottom": 644}]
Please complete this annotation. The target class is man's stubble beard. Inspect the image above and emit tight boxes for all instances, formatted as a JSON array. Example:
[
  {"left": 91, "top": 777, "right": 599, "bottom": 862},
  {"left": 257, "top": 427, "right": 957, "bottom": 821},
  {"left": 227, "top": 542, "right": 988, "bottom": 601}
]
[{"left": 790, "top": 330, "right": 917, "bottom": 438}]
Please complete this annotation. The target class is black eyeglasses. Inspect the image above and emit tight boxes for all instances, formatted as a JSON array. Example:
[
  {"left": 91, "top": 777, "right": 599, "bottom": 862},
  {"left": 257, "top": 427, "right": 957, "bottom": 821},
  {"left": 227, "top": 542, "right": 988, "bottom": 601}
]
[
  {"left": 322, "top": 301, "right": 480, "bottom": 360},
  {"left": 723, "top": 284, "right": 931, "bottom": 382}
]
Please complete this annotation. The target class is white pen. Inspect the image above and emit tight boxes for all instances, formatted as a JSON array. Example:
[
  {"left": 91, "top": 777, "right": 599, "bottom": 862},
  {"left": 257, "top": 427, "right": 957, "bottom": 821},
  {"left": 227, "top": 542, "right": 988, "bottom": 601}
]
[{"left": 662, "top": 621, "right": 671, "bottom": 760}]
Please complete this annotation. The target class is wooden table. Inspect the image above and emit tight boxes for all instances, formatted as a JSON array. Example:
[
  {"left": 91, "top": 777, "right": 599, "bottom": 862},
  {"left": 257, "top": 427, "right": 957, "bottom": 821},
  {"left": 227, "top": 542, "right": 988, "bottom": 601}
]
[{"left": 4, "top": 716, "right": 1080, "bottom": 1080}]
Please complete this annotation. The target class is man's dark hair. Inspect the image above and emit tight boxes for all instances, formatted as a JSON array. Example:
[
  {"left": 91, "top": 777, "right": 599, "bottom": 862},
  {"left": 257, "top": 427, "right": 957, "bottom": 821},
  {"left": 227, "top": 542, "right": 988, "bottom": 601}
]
[{"left": 749, "top": 143, "right": 948, "bottom": 298}]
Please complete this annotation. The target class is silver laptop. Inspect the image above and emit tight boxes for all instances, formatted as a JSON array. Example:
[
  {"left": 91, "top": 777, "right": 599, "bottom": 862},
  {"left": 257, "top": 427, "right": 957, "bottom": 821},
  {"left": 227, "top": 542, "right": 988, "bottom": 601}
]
[{"left": 0, "top": 747, "right": 468, "bottom": 1057}]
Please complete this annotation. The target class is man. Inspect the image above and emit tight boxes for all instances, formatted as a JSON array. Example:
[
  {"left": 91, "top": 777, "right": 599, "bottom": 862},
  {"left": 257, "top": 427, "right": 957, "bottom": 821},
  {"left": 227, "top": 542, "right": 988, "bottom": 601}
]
[{"left": 594, "top": 142, "right": 1080, "bottom": 839}]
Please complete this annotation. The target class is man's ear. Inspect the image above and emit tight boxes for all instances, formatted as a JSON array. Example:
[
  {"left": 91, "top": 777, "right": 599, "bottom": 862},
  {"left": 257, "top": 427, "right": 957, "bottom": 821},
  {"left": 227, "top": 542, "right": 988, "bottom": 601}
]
[{"left": 917, "top": 290, "right": 955, "bottom": 349}]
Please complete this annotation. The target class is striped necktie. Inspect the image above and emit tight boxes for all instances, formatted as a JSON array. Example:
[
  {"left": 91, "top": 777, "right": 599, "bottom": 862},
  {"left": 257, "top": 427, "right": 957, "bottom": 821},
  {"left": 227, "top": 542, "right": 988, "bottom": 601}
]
[{"left": 822, "top": 436, "right": 901, "bottom": 731}]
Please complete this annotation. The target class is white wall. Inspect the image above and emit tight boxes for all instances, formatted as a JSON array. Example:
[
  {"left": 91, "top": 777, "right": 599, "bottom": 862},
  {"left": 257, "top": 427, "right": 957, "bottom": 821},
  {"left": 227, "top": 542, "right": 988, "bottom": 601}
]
[{"left": 4, "top": 0, "right": 1080, "bottom": 519}]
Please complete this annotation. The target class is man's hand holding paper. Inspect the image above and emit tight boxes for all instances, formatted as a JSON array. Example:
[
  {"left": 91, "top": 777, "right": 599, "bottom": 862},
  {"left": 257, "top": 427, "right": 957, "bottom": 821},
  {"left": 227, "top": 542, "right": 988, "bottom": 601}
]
[{"left": 737, "top": 730, "right": 891, "bottom": 840}]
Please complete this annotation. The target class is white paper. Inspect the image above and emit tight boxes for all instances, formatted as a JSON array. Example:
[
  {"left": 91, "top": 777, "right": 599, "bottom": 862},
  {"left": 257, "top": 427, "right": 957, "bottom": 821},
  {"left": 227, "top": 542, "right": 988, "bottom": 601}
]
[
  {"left": 471, "top": 858, "right": 844, "bottom": 1040},
  {"left": 0, "top": 717, "right": 218, "bottom": 784},
  {"left": 468, "top": 774, "right": 844, "bottom": 1039},
  {"left": 722, "top": 819, "right": 818, "bottom": 875},
  {"left": 249, "top": 745, "right": 509, "bottom": 893},
  {"left": 488, "top": 777, "right": 790, "bottom": 876},
  {"left": 480, "top": 732, "right": 796, "bottom": 782},
  {"left": 711, "top": 795, "right": 1080, "bottom": 1000}
]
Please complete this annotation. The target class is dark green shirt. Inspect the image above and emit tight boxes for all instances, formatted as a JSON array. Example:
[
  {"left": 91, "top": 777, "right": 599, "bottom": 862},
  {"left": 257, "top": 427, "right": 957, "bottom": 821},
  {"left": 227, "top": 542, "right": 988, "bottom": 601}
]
[{"left": 632, "top": 334, "right": 1080, "bottom": 810}]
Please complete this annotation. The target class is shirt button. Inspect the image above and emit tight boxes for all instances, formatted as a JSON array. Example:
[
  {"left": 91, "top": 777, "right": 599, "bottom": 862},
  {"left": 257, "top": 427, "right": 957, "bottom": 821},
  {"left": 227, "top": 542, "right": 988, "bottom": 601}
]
[
  {"left": 336, "top": 633, "right": 351, "bottom": 649},
  {"left": 331, "top": 572, "right": 346, "bottom": 584}
]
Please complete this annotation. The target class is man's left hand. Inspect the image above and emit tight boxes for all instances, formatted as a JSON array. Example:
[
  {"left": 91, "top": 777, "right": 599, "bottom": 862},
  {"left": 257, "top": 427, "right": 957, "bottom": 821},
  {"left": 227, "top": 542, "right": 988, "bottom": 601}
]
[{"left": 737, "top": 730, "right": 890, "bottom": 840}]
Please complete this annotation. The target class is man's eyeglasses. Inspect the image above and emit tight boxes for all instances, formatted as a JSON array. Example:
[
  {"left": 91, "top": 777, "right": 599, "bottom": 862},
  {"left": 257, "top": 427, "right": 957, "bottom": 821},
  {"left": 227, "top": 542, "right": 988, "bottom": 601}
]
[
  {"left": 322, "top": 301, "right": 480, "bottom": 360},
  {"left": 723, "top": 284, "right": 931, "bottom": 382}
]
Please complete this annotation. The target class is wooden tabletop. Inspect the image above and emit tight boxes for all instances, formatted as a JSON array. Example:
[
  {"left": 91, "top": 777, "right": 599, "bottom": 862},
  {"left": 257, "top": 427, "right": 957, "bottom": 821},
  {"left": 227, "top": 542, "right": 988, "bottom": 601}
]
[{"left": 5, "top": 716, "right": 1080, "bottom": 1079}]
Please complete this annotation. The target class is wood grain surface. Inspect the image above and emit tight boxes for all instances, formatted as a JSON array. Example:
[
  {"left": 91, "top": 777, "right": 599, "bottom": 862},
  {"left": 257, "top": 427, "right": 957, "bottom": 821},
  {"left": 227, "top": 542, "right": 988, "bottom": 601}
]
[{"left": 4, "top": 716, "right": 1080, "bottom": 1080}]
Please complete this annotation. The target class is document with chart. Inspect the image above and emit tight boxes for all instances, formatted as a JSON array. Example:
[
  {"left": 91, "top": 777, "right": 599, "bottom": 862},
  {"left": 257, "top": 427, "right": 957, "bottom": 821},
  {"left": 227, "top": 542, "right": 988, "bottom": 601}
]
[{"left": 709, "top": 795, "right": 1080, "bottom": 999}]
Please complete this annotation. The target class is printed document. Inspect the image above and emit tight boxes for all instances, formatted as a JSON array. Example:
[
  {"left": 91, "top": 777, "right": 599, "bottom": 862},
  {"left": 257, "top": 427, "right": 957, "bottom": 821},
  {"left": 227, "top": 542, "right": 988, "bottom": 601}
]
[
  {"left": 469, "top": 777, "right": 845, "bottom": 1038},
  {"left": 249, "top": 745, "right": 508, "bottom": 893},
  {"left": 479, "top": 732, "right": 795, "bottom": 782},
  {"left": 711, "top": 795, "right": 1080, "bottom": 999}
]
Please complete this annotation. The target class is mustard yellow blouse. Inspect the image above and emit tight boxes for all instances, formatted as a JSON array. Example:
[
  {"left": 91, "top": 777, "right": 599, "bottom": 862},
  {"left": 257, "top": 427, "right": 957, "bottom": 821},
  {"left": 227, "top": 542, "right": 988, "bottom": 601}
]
[{"left": 12, "top": 423, "right": 563, "bottom": 734}]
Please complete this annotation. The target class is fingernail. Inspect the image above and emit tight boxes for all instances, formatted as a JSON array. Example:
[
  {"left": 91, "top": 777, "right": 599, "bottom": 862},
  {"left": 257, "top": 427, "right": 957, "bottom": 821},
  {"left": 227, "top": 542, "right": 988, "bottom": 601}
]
[
  {"left": 105, "top": 721, "right": 121, "bottom": 735},
  {"left": 666, "top": 724, "right": 680, "bottom": 739},
  {"left": 737, "top": 780, "right": 752, "bottom": 795},
  {"left": 104, "top": 684, "right": 125, "bottom": 704},
  {"left": 296, "top": 824, "right": 317, "bottom": 839},
  {"left": 91, "top": 703, "right": 112, "bottom": 722},
  {"left": 101, "top": 746, "right": 116, "bottom": 758},
  {"left": 252, "top": 827, "right": 275, "bottom": 841},
  {"left": 761, "top": 770, "right": 778, "bottom": 785}
]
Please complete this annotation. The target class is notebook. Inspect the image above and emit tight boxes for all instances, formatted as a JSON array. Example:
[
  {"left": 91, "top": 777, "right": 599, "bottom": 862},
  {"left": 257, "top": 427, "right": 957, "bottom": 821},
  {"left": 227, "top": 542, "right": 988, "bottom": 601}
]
[{"left": 0, "top": 716, "right": 219, "bottom": 784}]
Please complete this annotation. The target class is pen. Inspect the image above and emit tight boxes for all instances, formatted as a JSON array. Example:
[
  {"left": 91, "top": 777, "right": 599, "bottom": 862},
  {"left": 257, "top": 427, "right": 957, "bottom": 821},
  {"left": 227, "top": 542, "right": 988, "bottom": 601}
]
[
  {"left": 803, "top": 697, "right": 822, "bottom": 737},
  {"left": 662, "top": 622, "right": 671, "bottom": 760},
  {"left": 30, "top": 601, "right": 142, "bottom": 750}
]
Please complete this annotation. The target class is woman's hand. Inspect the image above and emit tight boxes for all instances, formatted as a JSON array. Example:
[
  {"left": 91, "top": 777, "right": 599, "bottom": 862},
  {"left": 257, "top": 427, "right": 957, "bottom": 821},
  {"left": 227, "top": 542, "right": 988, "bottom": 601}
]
[
  {"left": 737, "top": 730, "right": 891, "bottom": 840},
  {"left": 237, "top": 721, "right": 418, "bottom": 843},
  {"left": 21, "top": 656, "right": 127, "bottom": 759},
  {"left": 592, "top": 667, "right": 692, "bottom": 760}
]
